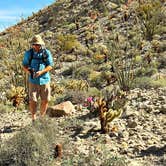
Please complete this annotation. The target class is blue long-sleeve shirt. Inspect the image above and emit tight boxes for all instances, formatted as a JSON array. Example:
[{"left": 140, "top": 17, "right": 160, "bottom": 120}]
[{"left": 22, "top": 48, "right": 54, "bottom": 85}]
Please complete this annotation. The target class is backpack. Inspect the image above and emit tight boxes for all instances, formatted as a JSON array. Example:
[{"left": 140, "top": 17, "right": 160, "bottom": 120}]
[{"left": 28, "top": 48, "right": 48, "bottom": 66}]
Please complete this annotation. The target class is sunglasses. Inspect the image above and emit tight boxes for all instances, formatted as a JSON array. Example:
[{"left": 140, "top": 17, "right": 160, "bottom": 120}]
[{"left": 32, "top": 44, "right": 41, "bottom": 46}]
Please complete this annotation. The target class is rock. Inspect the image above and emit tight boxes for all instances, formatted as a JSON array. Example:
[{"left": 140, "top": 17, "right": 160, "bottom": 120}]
[
  {"left": 122, "top": 106, "right": 139, "bottom": 118},
  {"left": 159, "top": 105, "right": 166, "bottom": 114},
  {"left": 47, "top": 101, "right": 76, "bottom": 117},
  {"left": 127, "top": 120, "right": 137, "bottom": 128},
  {"left": 2, "top": 126, "right": 13, "bottom": 133}
]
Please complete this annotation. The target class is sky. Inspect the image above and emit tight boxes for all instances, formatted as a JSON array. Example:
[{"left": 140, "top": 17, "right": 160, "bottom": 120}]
[{"left": 0, "top": 0, "right": 55, "bottom": 32}]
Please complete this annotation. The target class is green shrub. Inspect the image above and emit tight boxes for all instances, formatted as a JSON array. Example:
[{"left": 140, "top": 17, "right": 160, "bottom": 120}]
[
  {"left": 157, "top": 53, "right": 166, "bottom": 69},
  {"left": 135, "top": 67, "right": 158, "bottom": 77},
  {"left": 62, "top": 67, "right": 74, "bottom": 76},
  {"left": 0, "top": 103, "right": 14, "bottom": 114},
  {"left": 136, "top": 0, "right": 164, "bottom": 40},
  {"left": 92, "top": 53, "right": 106, "bottom": 64},
  {"left": 73, "top": 66, "right": 92, "bottom": 80},
  {"left": 89, "top": 71, "right": 106, "bottom": 89},
  {"left": 133, "top": 76, "right": 166, "bottom": 89},
  {"left": 55, "top": 90, "right": 87, "bottom": 105},
  {"left": 151, "top": 78, "right": 166, "bottom": 88},
  {"left": 57, "top": 34, "right": 81, "bottom": 52},
  {"left": 133, "top": 76, "right": 154, "bottom": 89},
  {"left": 87, "top": 87, "right": 101, "bottom": 97},
  {"left": 98, "top": 62, "right": 112, "bottom": 72},
  {"left": 62, "top": 54, "right": 76, "bottom": 62},
  {"left": 0, "top": 119, "right": 59, "bottom": 166}
]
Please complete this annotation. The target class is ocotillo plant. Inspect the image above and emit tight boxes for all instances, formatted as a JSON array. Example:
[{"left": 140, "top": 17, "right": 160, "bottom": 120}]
[{"left": 108, "top": 38, "right": 135, "bottom": 92}]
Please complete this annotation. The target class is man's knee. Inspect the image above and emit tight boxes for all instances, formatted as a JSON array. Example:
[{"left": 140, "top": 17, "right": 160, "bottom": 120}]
[{"left": 41, "top": 100, "right": 48, "bottom": 104}]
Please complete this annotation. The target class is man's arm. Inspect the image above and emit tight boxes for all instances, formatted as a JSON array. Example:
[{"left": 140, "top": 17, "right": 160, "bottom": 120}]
[
  {"left": 23, "top": 66, "right": 31, "bottom": 74},
  {"left": 35, "top": 65, "right": 53, "bottom": 78}
]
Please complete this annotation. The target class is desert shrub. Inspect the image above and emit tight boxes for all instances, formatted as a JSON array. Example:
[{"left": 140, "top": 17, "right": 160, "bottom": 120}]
[
  {"left": 63, "top": 23, "right": 76, "bottom": 31},
  {"left": 89, "top": 71, "right": 106, "bottom": 89},
  {"left": 106, "top": 21, "right": 116, "bottom": 31},
  {"left": 62, "top": 62, "right": 86, "bottom": 77},
  {"left": 151, "top": 39, "right": 165, "bottom": 53},
  {"left": 86, "top": 87, "right": 101, "bottom": 97},
  {"left": 135, "top": 66, "right": 158, "bottom": 77},
  {"left": 133, "top": 76, "right": 166, "bottom": 89},
  {"left": 98, "top": 62, "right": 112, "bottom": 72},
  {"left": 55, "top": 90, "right": 87, "bottom": 105},
  {"left": 92, "top": 53, "right": 106, "bottom": 64},
  {"left": 50, "top": 82, "right": 64, "bottom": 96},
  {"left": 62, "top": 79, "right": 89, "bottom": 91},
  {"left": 151, "top": 78, "right": 166, "bottom": 88},
  {"left": 73, "top": 66, "right": 92, "bottom": 80},
  {"left": 134, "top": 55, "right": 142, "bottom": 64},
  {"left": 132, "top": 76, "right": 153, "bottom": 89},
  {"left": 0, "top": 119, "right": 59, "bottom": 166},
  {"left": 57, "top": 34, "right": 81, "bottom": 52},
  {"left": 0, "top": 47, "right": 9, "bottom": 59},
  {"left": 0, "top": 103, "right": 14, "bottom": 114},
  {"left": 157, "top": 53, "right": 166, "bottom": 69},
  {"left": 136, "top": 0, "right": 165, "bottom": 40},
  {"left": 102, "top": 31, "right": 136, "bottom": 91},
  {"left": 62, "top": 67, "right": 74, "bottom": 76},
  {"left": 61, "top": 137, "right": 127, "bottom": 166},
  {"left": 62, "top": 54, "right": 76, "bottom": 62},
  {"left": 85, "top": 31, "right": 97, "bottom": 42}
]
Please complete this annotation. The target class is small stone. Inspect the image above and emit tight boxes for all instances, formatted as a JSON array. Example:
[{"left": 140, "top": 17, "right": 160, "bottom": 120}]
[
  {"left": 159, "top": 105, "right": 166, "bottom": 114},
  {"left": 127, "top": 120, "right": 137, "bottom": 128}
]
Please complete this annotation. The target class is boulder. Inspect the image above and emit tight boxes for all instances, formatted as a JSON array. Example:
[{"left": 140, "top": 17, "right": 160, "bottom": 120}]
[{"left": 47, "top": 101, "right": 76, "bottom": 117}]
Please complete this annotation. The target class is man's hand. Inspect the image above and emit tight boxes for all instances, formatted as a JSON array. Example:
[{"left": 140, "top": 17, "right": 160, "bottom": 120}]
[
  {"left": 35, "top": 66, "right": 53, "bottom": 78},
  {"left": 34, "top": 71, "right": 43, "bottom": 78}
]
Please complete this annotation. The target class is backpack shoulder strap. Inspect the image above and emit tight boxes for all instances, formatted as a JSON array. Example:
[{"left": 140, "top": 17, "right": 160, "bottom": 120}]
[
  {"left": 28, "top": 48, "right": 34, "bottom": 66},
  {"left": 42, "top": 49, "right": 48, "bottom": 63},
  {"left": 28, "top": 48, "right": 48, "bottom": 66}
]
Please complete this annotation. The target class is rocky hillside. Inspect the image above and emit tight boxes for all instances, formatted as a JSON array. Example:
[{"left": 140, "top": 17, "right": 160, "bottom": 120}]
[
  {"left": 0, "top": 88, "right": 166, "bottom": 165},
  {"left": 0, "top": 0, "right": 166, "bottom": 165}
]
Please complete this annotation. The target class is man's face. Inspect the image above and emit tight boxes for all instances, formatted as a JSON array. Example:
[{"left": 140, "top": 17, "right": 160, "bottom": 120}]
[{"left": 32, "top": 44, "right": 41, "bottom": 52}]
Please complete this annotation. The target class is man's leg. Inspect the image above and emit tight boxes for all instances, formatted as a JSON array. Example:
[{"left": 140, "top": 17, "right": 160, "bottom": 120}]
[
  {"left": 29, "top": 82, "right": 38, "bottom": 121},
  {"left": 40, "top": 100, "right": 48, "bottom": 118},
  {"left": 40, "top": 83, "right": 51, "bottom": 118},
  {"left": 29, "top": 100, "right": 37, "bottom": 121}
]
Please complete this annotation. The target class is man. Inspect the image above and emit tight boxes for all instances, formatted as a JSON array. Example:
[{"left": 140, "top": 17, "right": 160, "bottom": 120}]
[{"left": 22, "top": 35, "right": 53, "bottom": 121}]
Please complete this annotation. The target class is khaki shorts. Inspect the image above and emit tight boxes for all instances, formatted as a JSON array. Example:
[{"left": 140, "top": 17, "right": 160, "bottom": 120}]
[{"left": 29, "top": 83, "right": 51, "bottom": 102}]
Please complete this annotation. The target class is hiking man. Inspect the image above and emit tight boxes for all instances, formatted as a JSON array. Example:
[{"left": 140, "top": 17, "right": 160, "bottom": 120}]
[{"left": 22, "top": 35, "right": 53, "bottom": 121}]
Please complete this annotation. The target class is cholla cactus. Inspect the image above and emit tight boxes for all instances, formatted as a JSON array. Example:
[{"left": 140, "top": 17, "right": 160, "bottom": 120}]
[
  {"left": 102, "top": 109, "right": 123, "bottom": 133},
  {"left": 94, "top": 90, "right": 125, "bottom": 133},
  {"left": 65, "top": 79, "right": 89, "bottom": 91},
  {"left": 94, "top": 97, "right": 109, "bottom": 133},
  {"left": 51, "top": 82, "right": 64, "bottom": 95},
  {"left": 7, "top": 85, "right": 26, "bottom": 107}
]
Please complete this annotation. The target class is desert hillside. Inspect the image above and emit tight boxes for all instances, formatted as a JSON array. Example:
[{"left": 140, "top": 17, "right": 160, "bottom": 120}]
[{"left": 0, "top": 0, "right": 166, "bottom": 166}]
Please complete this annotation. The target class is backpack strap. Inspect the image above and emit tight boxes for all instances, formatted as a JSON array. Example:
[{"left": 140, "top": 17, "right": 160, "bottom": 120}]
[
  {"left": 42, "top": 49, "right": 48, "bottom": 63},
  {"left": 28, "top": 48, "right": 33, "bottom": 66},
  {"left": 28, "top": 48, "right": 48, "bottom": 66}
]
